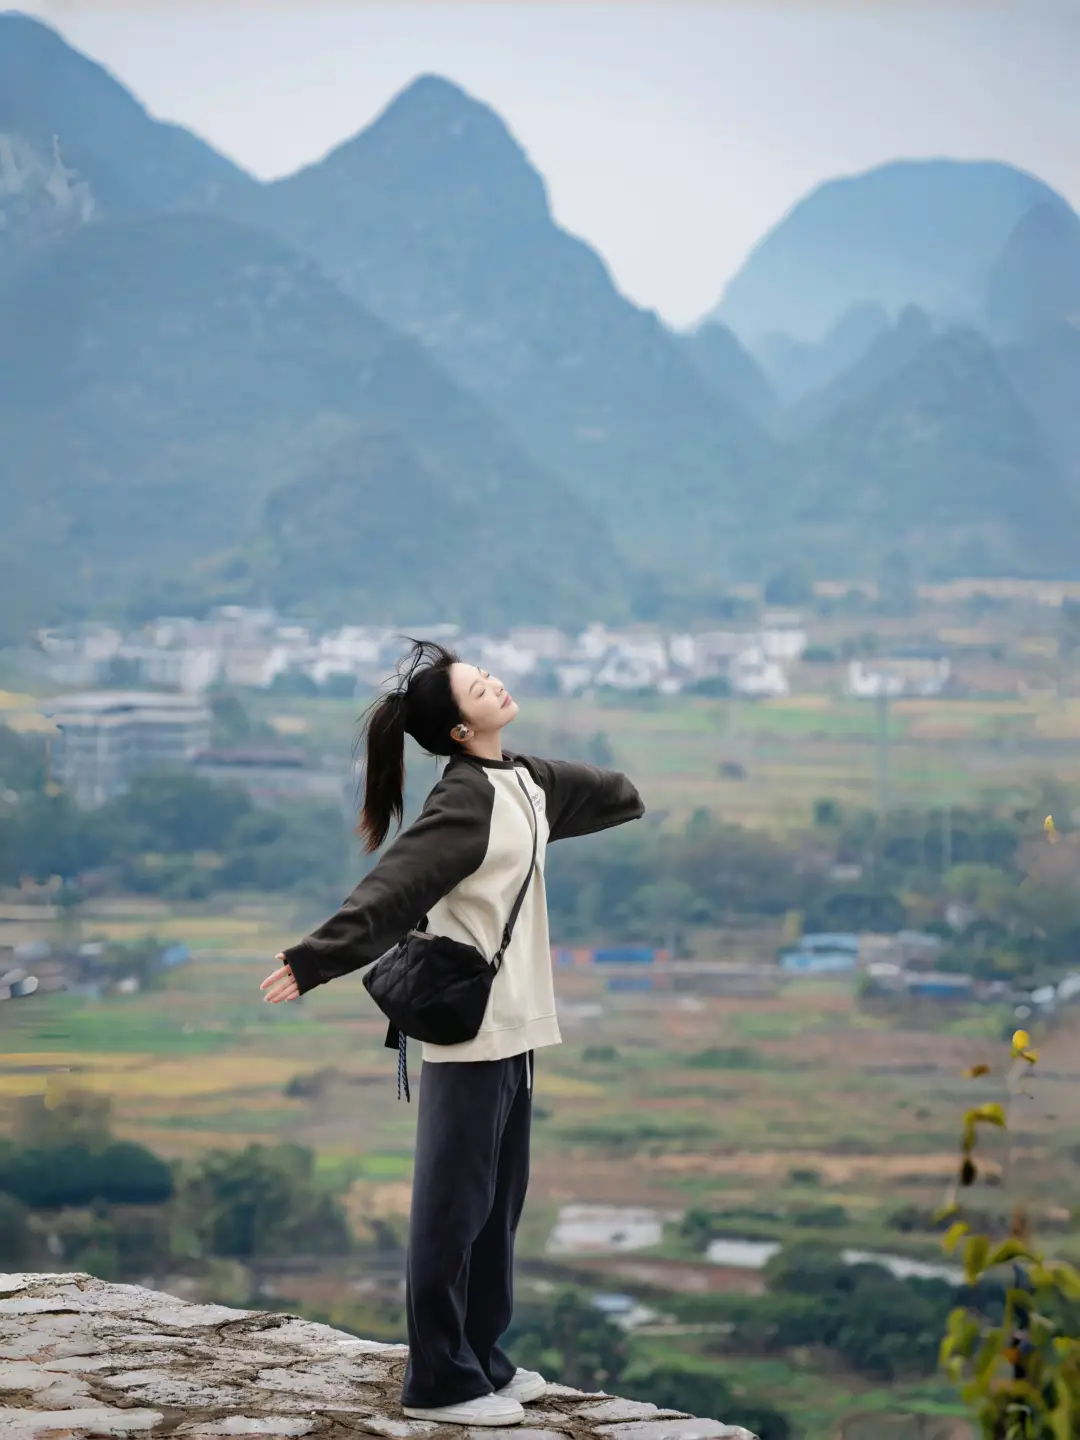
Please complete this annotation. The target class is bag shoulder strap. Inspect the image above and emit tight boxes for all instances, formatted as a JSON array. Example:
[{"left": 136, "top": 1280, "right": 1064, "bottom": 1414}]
[{"left": 492, "top": 767, "right": 539, "bottom": 972}]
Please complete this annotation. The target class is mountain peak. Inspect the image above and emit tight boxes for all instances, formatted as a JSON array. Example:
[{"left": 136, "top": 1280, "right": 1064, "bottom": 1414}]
[
  {"left": 712, "top": 156, "right": 1066, "bottom": 347},
  {"left": 273, "top": 68, "right": 550, "bottom": 238},
  {"left": 988, "top": 199, "right": 1080, "bottom": 343},
  {"left": 385, "top": 72, "right": 480, "bottom": 113},
  {"left": 0, "top": 9, "right": 252, "bottom": 216},
  {"left": 1, "top": 10, "right": 71, "bottom": 52},
  {"left": 2, "top": 10, "right": 58, "bottom": 39},
  {"left": 0, "top": 10, "right": 148, "bottom": 134}
]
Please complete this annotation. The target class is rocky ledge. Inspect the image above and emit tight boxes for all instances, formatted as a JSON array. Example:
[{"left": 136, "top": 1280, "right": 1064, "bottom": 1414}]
[{"left": 0, "top": 1275, "right": 757, "bottom": 1440}]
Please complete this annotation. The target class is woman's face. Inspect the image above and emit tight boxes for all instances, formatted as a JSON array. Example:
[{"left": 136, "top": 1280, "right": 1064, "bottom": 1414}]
[{"left": 448, "top": 662, "right": 519, "bottom": 742}]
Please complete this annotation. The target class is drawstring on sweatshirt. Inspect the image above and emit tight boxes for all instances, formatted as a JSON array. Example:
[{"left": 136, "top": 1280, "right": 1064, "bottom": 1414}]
[{"left": 526, "top": 1049, "right": 533, "bottom": 1095}]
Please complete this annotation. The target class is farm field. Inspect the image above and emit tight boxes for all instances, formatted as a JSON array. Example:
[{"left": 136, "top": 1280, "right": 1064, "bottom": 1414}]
[
  {"left": 3, "top": 929, "right": 1079, "bottom": 1438},
  {"left": 4, "top": 674, "right": 1080, "bottom": 1437},
  {"left": 243, "top": 688, "right": 1080, "bottom": 831},
  {"left": 5, "top": 673, "right": 1080, "bottom": 830}
]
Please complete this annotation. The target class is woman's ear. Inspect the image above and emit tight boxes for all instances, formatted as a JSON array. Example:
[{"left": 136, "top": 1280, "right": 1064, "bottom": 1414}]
[{"left": 453, "top": 724, "right": 470, "bottom": 742}]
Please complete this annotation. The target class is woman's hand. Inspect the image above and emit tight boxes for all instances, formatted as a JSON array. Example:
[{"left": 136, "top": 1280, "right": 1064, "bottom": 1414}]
[{"left": 261, "top": 956, "right": 299, "bottom": 1004}]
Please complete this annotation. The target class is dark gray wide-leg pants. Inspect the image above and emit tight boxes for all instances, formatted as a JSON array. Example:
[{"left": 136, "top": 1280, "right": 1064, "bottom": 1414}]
[{"left": 401, "top": 1052, "right": 532, "bottom": 1409}]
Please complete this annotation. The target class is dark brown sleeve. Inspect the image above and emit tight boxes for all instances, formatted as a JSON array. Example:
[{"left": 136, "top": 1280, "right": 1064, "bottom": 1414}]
[
  {"left": 516, "top": 755, "right": 645, "bottom": 843},
  {"left": 282, "top": 768, "right": 493, "bottom": 995}
]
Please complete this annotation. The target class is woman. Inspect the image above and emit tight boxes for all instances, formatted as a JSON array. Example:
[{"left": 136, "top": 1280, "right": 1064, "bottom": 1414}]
[{"left": 261, "top": 640, "right": 644, "bottom": 1427}]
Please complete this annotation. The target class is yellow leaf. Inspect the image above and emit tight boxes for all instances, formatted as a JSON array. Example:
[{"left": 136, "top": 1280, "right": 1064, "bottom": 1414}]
[
  {"left": 942, "top": 1307, "right": 981, "bottom": 1364},
  {"left": 1012, "top": 1029, "right": 1032, "bottom": 1053},
  {"left": 971, "top": 1102, "right": 1007, "bottom": 1129},
  {"left": 989, "top": 1239, "right": 1037, "bottom": 1268},
  {"left": 943, "top": 1221, "right": 970, "bottom": 1255},
  {"left": 1040, "top": 1260, "right": 1080, "bottom": 1301},
  {"left": 1045, "top": 815, "right": 1059, "bottom": 843},
  {"left": 964, "top": 1233, "right": 991, "bottom": 1283},
  {"left": 972, "top": 1326, "right": 1003, "bottom": 1379}
]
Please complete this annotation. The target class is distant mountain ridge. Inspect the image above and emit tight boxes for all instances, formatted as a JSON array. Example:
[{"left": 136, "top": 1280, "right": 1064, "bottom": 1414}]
[
  {"left": 710, "top": 158, "right": 1067, "bottom": 347},
  {"left": 780, "top": 306, "right": 938, "bottom": 438},
  {"left": 780, "top": 327, "right": 1079, "bottom": 578},
  {"left": 988, "top": 200, "right": 1080, "bottom": 345},
  {"left": 1, "top": 10, "right": 1078, "bottom": 642},
  {"left": 0, "top": 207, "right": 628, "bottom": 635},
  {"left": 0, "top": 12, "right": 253, "bottom": 215},
  {"left": 679, "top": 320, "right": 777, "bottom": 427},
  {"left": 240, "top": 73, "right": 777, "bottom": 570}
]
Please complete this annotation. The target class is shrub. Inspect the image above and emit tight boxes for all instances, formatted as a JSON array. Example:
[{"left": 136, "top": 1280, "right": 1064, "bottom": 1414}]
[
  {"left": 0, "top": 1141, "right": 174, "bottom": 1209},
  {"left": 791, "top": 1203, "right": 848, "bottom": 1228},
  {"left": 0, "top": 1192, "right": 31, "bottom": 1266},
  {"left": 175, "top": 1143, "right": 353, "bottom": 1260},
  {"left": 941, "top": 1030, "right": 1080, "bottom": 1438},
  {"left": 621, "top": 1364, "right": 792, "bottom": 1440},
  {"left": 686, "top": 1046, "right": 759, "bottom": 1070}
]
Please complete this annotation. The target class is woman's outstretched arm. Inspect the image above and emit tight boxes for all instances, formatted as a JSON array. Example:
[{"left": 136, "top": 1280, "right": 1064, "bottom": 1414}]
[
  {"left": 516, "top": 755, "right": 644, "bottom": 843},
  {"left": 271, "top": 769, "right": 491, "bottom": 997}
]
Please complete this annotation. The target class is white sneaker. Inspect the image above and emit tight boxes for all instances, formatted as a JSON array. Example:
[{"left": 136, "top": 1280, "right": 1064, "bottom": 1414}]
[
  {"left": 403, "top": 1394, "right": 526, "bottom": 1427},
  {"left": 496, "top": 1369, "right": 548, "bottom": 1404}
]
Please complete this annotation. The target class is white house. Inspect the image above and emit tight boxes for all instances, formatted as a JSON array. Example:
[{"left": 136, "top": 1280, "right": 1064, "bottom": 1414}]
[
  {"left": 761, "top": 628, "right": 808, "bottom": 662},
  {"left": 730, "top": 647, "right": 790, "bottom": 698},
  {"left": 222, "top": 644, "right": 291, "bottom": 689},
  {"left": 128, "top": 645, "right": 221, "bottom": 694}
]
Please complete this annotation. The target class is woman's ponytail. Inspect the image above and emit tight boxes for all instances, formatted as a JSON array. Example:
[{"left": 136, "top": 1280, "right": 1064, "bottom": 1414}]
[
  {"left": 358, "top": 690, "right": 408, "bottom": 853},
  {"left": 356, "top": 638, "right": 463, "bottom": 852}
]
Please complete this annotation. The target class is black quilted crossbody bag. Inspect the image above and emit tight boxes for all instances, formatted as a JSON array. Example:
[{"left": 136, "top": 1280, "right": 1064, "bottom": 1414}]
[{"left": 363, "top": 769, "right": 538, "bottom": 1100}]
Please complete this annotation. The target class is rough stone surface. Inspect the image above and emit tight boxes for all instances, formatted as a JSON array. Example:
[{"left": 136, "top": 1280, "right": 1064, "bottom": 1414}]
[
  {"left": 573, "top": 1403, "right": 685, "bottom": 1423},
  {"left": 0, "top": 1275, "right": 758, "bottom": 1439},
  {"left": 594, "top": 1424, "right": 745, "bottom": 1440}
]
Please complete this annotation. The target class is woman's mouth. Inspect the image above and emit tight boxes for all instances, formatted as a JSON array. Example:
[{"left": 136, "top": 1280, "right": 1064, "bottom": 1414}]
[{"left": 501, "top": 692, "right": 512, "bottom": 709}]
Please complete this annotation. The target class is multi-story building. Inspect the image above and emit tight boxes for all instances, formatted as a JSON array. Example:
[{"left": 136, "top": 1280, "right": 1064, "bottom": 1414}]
[{"left": 46, "top": 692, "right": 212, "bottom": 807}]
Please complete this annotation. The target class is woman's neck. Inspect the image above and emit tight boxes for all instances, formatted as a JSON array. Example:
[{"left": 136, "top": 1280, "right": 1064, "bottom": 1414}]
[{"left": 464, "top": 733, "right": 504, "bottom": 763}]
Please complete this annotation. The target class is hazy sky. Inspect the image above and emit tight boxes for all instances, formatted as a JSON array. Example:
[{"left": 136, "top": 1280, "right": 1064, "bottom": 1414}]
[{"left": 14, "top": 1, "right": 1080, "bottom": 326}]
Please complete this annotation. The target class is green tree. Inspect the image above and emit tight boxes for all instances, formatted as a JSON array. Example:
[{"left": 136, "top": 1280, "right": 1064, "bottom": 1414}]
[
  {"left": 269, "top": 669, "right": 319, "bottom": 698},
  {"left": 631, "top": 877, "right": 697, "bottom": 950},
  {"left": 105, "top": 772, "right": 254, "bottom": 854},
  {"left": 813, "top": 797, "right": 843, "bottom": 827},
  {"left": 0, "top": 1192, "right": 31, "bottom": 1267},
  {"left": 678, "top": 1206, "right": 715, "bottom": 1253},
  {"left": 506, "top": 1290, "right": 628, "bottom": 1392},
  {"left": 0, "top": 1140, "right": 173, "bottom": 1208},
  {"left": 11, "top": 790, "right": 101, "bottom": 881},
  {"left": 764, "top": 564, "right": 814, "bottom": 607},
  {"left": 209, "top": 692, "right": 253, "bottom": 747},
  {"left": 941, "top": 1031, "right": 1080, "bottom": 1439},
  {"left": 0, "top": 724, "right": 46, "bottom": 794},
  {"left": 176, "top": 1144, "right": 352, "bottom": 1260},
  {"left": 621, "top": 1365, "right": 791, "bottom": 1440}
]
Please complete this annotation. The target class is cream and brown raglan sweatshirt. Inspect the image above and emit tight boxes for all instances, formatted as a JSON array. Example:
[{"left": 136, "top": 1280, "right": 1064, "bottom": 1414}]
[{"left": 282, "top": 752, "right": 644, "bottom": 1064}]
